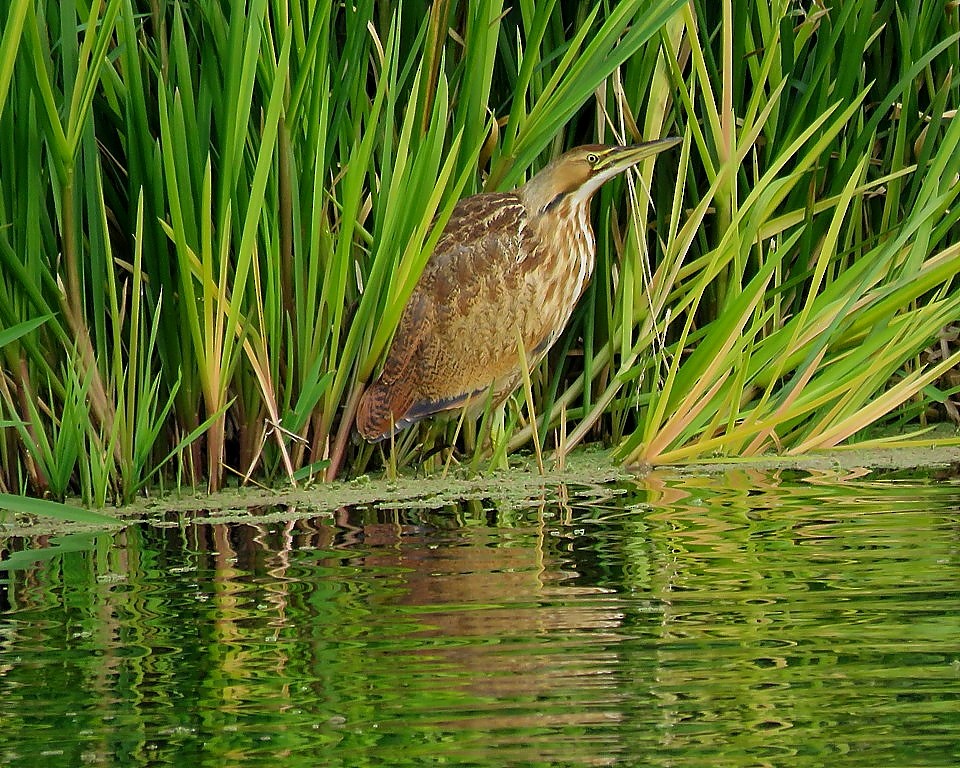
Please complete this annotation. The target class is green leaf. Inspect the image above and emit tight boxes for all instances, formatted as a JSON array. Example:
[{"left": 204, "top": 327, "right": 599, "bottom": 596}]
[
  {"left": 0, "top": 314, "right": 52, "bottom": 348},
  {"left": 0, "top": 493, "right": 120, "bottom": 525}
]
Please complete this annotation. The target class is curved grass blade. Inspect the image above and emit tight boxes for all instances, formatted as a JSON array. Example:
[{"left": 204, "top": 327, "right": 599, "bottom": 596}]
[{"left": 0, "top": 493, "right": 119, "bottom": 525}]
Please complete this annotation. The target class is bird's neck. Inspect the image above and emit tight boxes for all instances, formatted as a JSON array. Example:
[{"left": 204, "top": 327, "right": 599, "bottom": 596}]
[
  {"left": 534, "top": 193, "right": 594, "bottom": 242},
  {"left": 533, "top": 194, "right": 596, "bottom": 295}
]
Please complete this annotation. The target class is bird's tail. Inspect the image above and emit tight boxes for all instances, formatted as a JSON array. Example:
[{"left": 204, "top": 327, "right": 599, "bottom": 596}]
[{"left": 355, "top": 380, "right": 414, "bottom": 442}]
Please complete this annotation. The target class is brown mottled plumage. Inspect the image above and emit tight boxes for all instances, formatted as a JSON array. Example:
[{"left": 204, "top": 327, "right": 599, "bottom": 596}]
[{"left": 356, "top": 139, "right": 680, "bottom": 442}]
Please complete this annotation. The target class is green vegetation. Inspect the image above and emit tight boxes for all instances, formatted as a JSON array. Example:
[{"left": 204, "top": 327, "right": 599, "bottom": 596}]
[{"left": 0, "top": 1, "right": 957, "bottom": 505}]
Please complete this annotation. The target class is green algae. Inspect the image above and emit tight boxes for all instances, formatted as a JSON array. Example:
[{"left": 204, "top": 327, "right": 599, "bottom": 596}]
[{"left": 4, "top": 438, "right": 960, "bottom": 541}]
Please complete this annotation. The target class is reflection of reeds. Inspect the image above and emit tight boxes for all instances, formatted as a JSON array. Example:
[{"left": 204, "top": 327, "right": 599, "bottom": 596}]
[
  {"left": 0, "top": 1, "right": 958, "bottom": 504},
  {"left": 4, "top": 478, "right": 959, "bottom": 763}
]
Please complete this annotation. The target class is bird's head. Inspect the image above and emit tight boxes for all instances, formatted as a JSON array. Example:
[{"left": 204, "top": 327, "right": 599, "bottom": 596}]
[{"left": 522, "top": 138, "right": 681, "bottom": 214}]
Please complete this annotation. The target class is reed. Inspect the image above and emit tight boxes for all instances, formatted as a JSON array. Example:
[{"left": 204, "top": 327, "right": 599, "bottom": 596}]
[{"left": 0, "top": 1, "right": 956, "bottom": 504}]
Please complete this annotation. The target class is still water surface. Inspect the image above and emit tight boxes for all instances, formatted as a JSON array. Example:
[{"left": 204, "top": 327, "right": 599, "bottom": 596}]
[{"left": 1, "top": 468, "right": 959, "bottom": 766}]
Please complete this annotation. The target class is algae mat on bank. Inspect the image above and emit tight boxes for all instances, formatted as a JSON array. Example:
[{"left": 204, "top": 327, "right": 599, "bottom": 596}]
[{"left": 2, "top": 441, "right": 960, "bottom": 540}]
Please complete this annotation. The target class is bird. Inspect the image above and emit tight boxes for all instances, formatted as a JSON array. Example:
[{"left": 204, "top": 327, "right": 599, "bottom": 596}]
[{"left": 356, "top": 138, "right": 681, "bottom": 442}]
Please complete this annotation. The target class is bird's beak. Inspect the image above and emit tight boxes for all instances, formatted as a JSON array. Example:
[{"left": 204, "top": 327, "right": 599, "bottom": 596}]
[
  {"left": 599, "top": 137, "right": 682, "bottom": 176},
  {"left": 573, "top": 137, "right": 682, "bottom": 203}
]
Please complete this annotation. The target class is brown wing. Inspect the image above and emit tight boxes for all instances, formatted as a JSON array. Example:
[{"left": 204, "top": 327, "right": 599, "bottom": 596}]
[
  {"left": 356, "top": 191, "right": 539, "bottom": 441},
  {"left": 355, "top": 291, "right": 429, "bottom": 441}
]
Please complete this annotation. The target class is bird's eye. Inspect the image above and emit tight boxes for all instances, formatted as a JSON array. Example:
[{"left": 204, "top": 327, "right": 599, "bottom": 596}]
[{"left": 586, "top": 152, "right": 600, "bottom": 164}]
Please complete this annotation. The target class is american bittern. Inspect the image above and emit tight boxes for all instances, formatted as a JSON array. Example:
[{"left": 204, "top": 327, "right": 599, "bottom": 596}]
[{"left": 356, "top": 138, "right": 681, "bottom": 442}]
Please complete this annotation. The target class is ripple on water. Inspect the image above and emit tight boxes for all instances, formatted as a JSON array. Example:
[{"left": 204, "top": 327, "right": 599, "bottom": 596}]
[{"left": 1, "top": 472, "right": 959, "bottom": 766}]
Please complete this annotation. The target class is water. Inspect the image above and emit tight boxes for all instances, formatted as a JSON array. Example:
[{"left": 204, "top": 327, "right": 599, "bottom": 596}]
[{"left": 1, "top": 468, "right": 959, "bottom": 766}]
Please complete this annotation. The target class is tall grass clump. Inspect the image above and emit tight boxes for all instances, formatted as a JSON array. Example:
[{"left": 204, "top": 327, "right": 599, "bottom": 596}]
[{"left": 0, "top": 1, "right": 957, "bottom": 505}]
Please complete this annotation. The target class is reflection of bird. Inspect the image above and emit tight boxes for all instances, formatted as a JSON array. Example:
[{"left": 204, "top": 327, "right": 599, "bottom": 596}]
[{"left": 356, "top": 139, "right": 681, "bottom": 442}]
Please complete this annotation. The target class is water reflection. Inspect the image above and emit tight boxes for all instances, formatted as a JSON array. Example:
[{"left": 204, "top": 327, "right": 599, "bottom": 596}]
[
  {"left": 348, "top": 502, "right": 628, "bottom": 757},
  {"left": 1, "top": 470, "right": 959, "bottom": 767}
]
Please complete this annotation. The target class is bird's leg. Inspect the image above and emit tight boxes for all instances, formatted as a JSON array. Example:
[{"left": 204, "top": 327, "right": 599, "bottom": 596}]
[
  {"left": 488, "top": 405, "right": 509, "bottom": 470},
  {"left": 514, "top": 324, "right": 545, "bottom": 475},
  {"left": 385, "top": 425, "right": 398, "bottom": 481},
  {"left": 461, "top": 403, "right": 477, "bottom": 454},
  {"left": 441, "top": 408, "right": 469, "bottom": 478},
  {"left": 467, "top": 388, "right": 499, "bottom": 473},
  {"left": 418, "top": 421, "right": 454, "bottom": 474}
]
